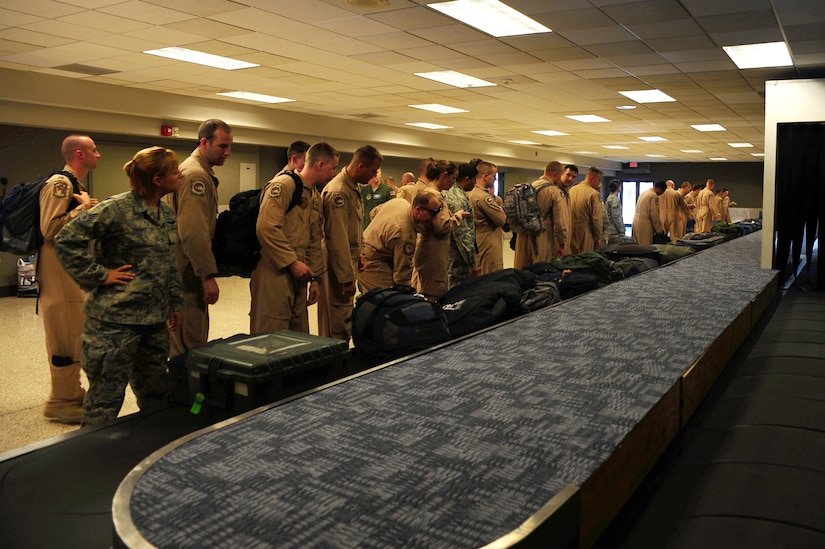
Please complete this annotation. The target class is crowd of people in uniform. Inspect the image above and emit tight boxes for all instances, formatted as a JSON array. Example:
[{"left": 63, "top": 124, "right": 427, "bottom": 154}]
[{"left": 36, "top": 119, "right": 735, "bottom": 426}]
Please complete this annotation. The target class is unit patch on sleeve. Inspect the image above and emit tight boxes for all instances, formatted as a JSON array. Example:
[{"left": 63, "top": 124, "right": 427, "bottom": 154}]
[
  {"left": 485, "top": 195, "right": 495, "bottom": 206},
  {"left": 269, "top": 184, "right": 282, "bottom": 198},
  {"left": 51, "top": 180, "right": 69, "bottom": 199},
  {"left": 191, "top": 181, "right": 206, "bottom": 196},
  {"left": 404, "top": 242, "right": 415, "bottom": 256},
  {"left": 333, "top": 195, "right": 345, "bottom": 208}
]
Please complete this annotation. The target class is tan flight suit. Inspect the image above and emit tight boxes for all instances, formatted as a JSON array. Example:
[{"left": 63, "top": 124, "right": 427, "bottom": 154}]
[
  {"left": 631, "top": 189, "right": 664, "bottom": 245},
  {"left": 695, "top": 187, "right": 718, "bottom": 233},
  {"left": 250, "top": 173, "right": 322, "bottom": 334},
  {"left": 396, "top": 178, "right": 429, "bottom": 204},
  {"left": 358, "top": 198, "right": 418, "bottom": 292},
  {"left": 469, "top": 186, "right": 506, "bottom": 275},
  {"left": 513, "top": 178, "right": 569, "bottom": 269},
  {"left": 319, "top": 169, "right": 363, "bottom": 341},
  {"left": 659, "top": 188, "right": 691, "bottom": 243},
  {"left": 568, "top": 182, "right": 603, "bottom": 254},
  {"left": 722, "top": 196, "right": 732, "bottom": 223},
  {"left": 167, "top": 148, "right": 218, "bottom": 357},
  {"left": 411, "top": 187, "right": 463, "bottom": 301},
  {"left": 38, "top": 167, "right": 88, "bottom": 407}
]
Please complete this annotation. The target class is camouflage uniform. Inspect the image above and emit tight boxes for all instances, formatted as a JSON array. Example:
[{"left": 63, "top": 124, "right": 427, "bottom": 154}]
[
  {"left": 603, "top": 193, "right": 624, "bottom": 241},
  {"left": 360, "top": 181, "right": 394, "bottom": 229},
  {"left": 444, "top": 184, "right": 476, "bottom": 289},
  {"left": 55, "top": 190, "right": 183, "bottom": 425}
]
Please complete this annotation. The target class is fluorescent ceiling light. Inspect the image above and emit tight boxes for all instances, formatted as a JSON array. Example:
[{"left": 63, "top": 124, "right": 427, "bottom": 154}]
[
  {"left": 428, "top": 0, "right": 551, "bottom": 37},
  {"left": 414, "top": 70, "right": 495, "bottom": 88},
  {"left": 709, "top": 157, "right": 728, "bottom": 161},
  {"left": 639, "top": 136, "right": 667, "bottom": 142},
  {"left": 409, "top": 103, "right": 468, "bottom": 114},
  {"left": 566, "top": 114, "right": 611, "bottom": 123},
  {"left": 218, "top": 91, "right": 294, "bottom": 104},
  {"left": 723, "top": 41, "right": 792, "bottom": 69},
  {"left": 646, "top": 154, "right": 666, "bottom": 158},
  {"left": 751, "top": 153, "right": 765, "bottom": 157},
  {"left": 681, "top": 149, "right": 703, "bottom": 153},
  {"left": 143, "top": 47, "right": 258, "bottom": 70},
  {"left": 728, "top": 142, "right": 753, "bottom": 148},
  {"left": 616, "top": 105, "right": 637, "bottom": 110},
  {"left": 575, "top": 151, "right": 597, "bottom": 155},
  {"left": 603, "top": 145, "right": 629, "bottom": 150},
  {"left": 619, "top": 89, "right": 675, "bottom": 103},
  {"left": 532, "top": 130, "right": 569, "bottom": 137},
  {"left": 509, "top": 139, "right": 541, "bottom": 145},
  {"left": 406, "top": 122, "right": 452, "bottom": 130},
  {"left": 692, "top": 124, "right": 726, "bottom": 132}
]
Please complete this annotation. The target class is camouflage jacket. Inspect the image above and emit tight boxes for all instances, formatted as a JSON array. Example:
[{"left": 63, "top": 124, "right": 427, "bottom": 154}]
[
  {"left": 444, "top": 184, "right": 476, "bottom": 266},
  {"left": 55, "top": 190, "right": 183, "bottom": 324}
]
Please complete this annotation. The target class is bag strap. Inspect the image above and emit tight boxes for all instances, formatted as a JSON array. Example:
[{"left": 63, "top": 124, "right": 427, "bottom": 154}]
[{"left": 277, "top": 169, "right": 304, "bottom": 213}]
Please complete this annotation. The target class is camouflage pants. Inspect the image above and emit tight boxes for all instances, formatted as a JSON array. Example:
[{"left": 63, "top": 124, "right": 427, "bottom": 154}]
[{"left": 80, "top": 316, "right": 171, "bottom": 426}]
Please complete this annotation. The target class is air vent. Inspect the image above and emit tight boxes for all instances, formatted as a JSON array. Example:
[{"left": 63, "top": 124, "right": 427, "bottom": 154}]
[{"left": 54, "top": 64, "right": 118, "bottom": 76}]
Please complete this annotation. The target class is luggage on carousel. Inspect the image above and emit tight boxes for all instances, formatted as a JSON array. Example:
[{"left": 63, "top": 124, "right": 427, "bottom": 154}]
[
  {"left": 183, "top": 331, "right": 351, "bottom": 419},
  {"left": 601, "top": 243, "right": 663, "bottom": 262},
  {"left": 676, "top": 232, "right": 727, "bottom": 250},
  {"left": 352, "top": 285, "right": 450, "bottom": 365},
  {"left": 439, "top": 268, "right": 535, "bottom": 338},
  {"left": 653, "top": 244, "right": 695, "bottom": 264},
  {"left": 711, "top": 222, "right": 743, "bottom": 239},
  {"left": 551, "top": 250, "right": 614, "bottom": 285},
  {"left": 611, "top": 257, "right": 660, "bottom": 279}
]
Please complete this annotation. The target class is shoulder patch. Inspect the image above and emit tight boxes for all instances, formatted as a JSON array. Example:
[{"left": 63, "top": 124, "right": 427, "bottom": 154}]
[
  {"left": 484, "top": 195, "right": 495, "bottom": 206},
  {"left": 404, "top": 242, "right": 415, "bottom": 256},
  {"left": 269, "top": 184, "right": 282, "bottom": 198},
  {"left": 52, "top": 180, "right": 70, "bottom": 199},
  {"left": 191, "top": 181, "right": 206, "bottom": 196},
  {"left": 333, "top": 195, "right": 345, "bottom": 208}
]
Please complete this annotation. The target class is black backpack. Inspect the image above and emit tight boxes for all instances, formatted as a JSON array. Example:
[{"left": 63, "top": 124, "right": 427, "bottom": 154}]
[
  {"left": 212, "top": 170, "right": 303, "bottom": 278},
  {"left": 439, "top": 269, "right": 536, "bottom": 338},
  {"left": 0, "top": 171, "right": 79, "bottom": 255},
  {"left": 352, "top": 285, "right": 451, "bottom": 365}
]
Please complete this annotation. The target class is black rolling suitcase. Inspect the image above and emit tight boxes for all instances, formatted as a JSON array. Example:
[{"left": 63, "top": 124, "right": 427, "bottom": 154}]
[{"left": 183, "top": 331, "right": 350, "bottom": 420}]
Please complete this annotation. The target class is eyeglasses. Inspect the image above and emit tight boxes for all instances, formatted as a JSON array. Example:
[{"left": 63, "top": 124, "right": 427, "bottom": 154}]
[{"left": 419, "top": 205, "right": 442, "bottom": 216}]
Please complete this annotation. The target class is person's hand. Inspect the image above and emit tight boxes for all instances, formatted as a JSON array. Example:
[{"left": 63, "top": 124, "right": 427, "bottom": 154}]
[
  {"left": 201, "top": 276, "right": 219, "bottom": 305},
  {"left": 73, "top": 190, "right": 98, "bottom": 210},
  {"left": 104, "top": 265, "right": 134, "bottom": 285},
  {"left": 307, "top": 281, "right": 321, "bottom": 306},
  {"left": 288, "top": 260, "right": 314, "bottom": 283},
  {"left": 340, "top": 281, "right": 357, "bottom": 297},
  {"left": 455, "top": 209, "right": 470, "bottom": 218},
  {"left": 168, "top": 311, "right": 182, "bottom": 332}
]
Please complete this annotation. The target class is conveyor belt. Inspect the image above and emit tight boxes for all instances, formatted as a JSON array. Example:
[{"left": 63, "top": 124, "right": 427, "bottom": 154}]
[
  {"left": 607, "top": 253, "right": 825, "bottom": 548},
  {"left": 113, "top": 233, "right": 779, "bottom": 548}
]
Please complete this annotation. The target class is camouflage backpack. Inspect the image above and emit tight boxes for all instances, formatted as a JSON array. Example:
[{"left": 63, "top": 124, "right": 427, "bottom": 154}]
[{"left": 502, "top": 181, "right": 553, "bottom": 235}]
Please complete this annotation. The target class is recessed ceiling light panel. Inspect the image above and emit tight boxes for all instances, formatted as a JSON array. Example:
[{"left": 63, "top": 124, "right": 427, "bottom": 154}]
[
  {"left": 603, "top": 145, "right": 629, "bottom": 150},
  {"left": 691, "top": 124, "right": 726, "bottom": 132},
  {"left": 406, "top": 122, "right": 452, "bottom": 130},
  {"left": 144, "top": 47, "right": 258, "bottom": 70},
  {"left": 681, "top": 149, "right": 704, "bottom": 153},
  {"left": 723, "top": 41, "right": 792, "bottom": 69},
  {"left": 409, "top": 103, "right": 468, "bottom": 114},
  {"left": 639, "top": 136, "right": 667, "bottom": 142},
  {"left": 619, "top": 89, "right": 675, "bottom": 103},
  {"left": 709, "top": 157, "right": 728, "bottom": 161},
  {"left": 566, "top": 114, "right": 611, "bottom": 123},
  {"left": 532, "top": 130, "right": 569, "bottom": 137},
  {"left": 218, "top": 91, "right": 294, "bottom": 103},
  {"left": 728, "top": 142, "right": 753, "bottom": 148},
  {"left": 428, "top": 0, "right": 551, "bottom": 37},
  {"left": 414, "top": 70, "right": 496, "bottom": 88},
  {"left": 509, "top": 140, "right": 541, "bottom": 145}
]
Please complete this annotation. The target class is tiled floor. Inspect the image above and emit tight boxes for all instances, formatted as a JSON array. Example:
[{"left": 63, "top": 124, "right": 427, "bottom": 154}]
[{"left": 0, "top": 234, "right": 517, "bottom": 454}]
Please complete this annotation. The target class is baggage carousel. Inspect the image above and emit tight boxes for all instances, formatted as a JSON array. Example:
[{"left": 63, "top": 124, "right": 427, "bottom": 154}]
[{"left": 110, "top": 232, "right": 779, "bottom": 548}]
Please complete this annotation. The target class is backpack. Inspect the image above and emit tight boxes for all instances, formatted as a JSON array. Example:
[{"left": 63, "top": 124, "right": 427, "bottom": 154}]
[
  {"left": 611, "top": 257, "right": 660, "bottom": 279},
  {"left": 439, "top": 269, "right": 535, "bottom": 338},
  {"left": 550, "top": 250, "right": 614, "bottom": 285},
  {"left": 351, "top": 285, "right": 451, "bottom": 365},
  {"left": 0, "top": 171, "right": 80, "bottom": 255},
  {"left": 502, "top": 181, "right": 553, "bottom": 235},
  {"left": 520, "top": 281, "right": 561, "bottom": 313},
  {"left": 553, "top": 271, "right": 599, "bottom": 299},
  {"left": 212, "top": 170, "right": 303, "bottom": 278}
]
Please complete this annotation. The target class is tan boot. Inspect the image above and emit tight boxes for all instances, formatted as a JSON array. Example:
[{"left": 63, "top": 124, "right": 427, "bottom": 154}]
[{"left": 43, "top": 403, "right": 83, "bottom": 424}]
